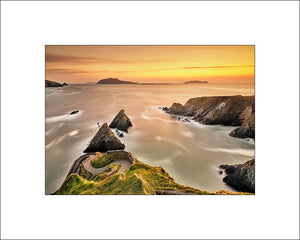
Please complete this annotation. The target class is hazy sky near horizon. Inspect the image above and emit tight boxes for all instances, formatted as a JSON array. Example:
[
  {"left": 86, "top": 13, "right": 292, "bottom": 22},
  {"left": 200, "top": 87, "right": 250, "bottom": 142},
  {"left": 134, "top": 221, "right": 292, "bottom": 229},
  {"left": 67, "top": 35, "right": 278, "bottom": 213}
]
[{"left": 45, "top": 45, "right": 254, "bottom": 84}]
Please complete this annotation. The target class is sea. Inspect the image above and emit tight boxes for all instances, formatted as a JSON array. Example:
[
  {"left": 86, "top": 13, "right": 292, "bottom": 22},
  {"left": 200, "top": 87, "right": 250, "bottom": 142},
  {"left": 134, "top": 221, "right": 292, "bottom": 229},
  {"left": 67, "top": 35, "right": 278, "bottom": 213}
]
[{"left": 45, "top": 82, "right": 255, "bottom": 194}]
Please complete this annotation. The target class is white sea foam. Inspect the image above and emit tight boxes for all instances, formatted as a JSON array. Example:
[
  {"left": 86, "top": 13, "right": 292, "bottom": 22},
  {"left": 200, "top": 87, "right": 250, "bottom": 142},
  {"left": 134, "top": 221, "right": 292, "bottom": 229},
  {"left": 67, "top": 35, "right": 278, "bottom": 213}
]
[
  {"left": 68, "top": 130, "right": 79, "bottom": 136},
  {"left": 181, "top": 130, "right": 194, "bottom": 138},
  {"left": 46, "top": 135, "right": 67, "bottom": 150},
  {"left": 46, "top": 123, "right": 64, "bottom": 136}
]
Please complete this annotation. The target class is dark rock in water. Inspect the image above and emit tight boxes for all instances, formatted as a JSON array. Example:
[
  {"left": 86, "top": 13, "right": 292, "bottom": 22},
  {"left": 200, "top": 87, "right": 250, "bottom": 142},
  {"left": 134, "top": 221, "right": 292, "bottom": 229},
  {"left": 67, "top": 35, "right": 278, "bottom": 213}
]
[
  {"left": 70, "top": 110, "right": 79, "bottom": 115},
  {"left": 178, "top": 117, "right": 181, "bottom": 120},
  {"left": 162, "top": 107, "right": 168, "bottom": 111},
  {"left": 183, "top": 118, "right": 190, "bottom": 122},
  {"left": 218, "top": 170, "right": 223, "bottom": 174},
  {"left": 109, "top": 109, "right": 132, "bottom": 132},
  {"left": 84, "top": 123, "right": 125, "bottom": 153},
  {"left": 219, "top": 159, "right": 255, "bottom": 193},
  {"left": 45, "top": 80, "right": 67, "bottom": 87},
  {"left": 119, "top": 133, "right": 124, "bottom": 137}
]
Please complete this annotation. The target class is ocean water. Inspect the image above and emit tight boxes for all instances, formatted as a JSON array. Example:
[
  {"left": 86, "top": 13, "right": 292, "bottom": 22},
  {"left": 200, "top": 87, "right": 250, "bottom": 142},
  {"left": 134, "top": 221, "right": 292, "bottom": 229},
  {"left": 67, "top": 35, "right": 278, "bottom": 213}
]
[{"left": 45, "top": 83, "right": 255, "bottom": 194}]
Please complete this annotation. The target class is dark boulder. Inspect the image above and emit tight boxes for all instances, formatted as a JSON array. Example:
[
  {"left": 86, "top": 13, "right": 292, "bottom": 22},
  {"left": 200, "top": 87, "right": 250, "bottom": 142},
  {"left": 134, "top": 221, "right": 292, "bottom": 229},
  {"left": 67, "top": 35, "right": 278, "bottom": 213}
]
[
  {"left": 109, "top": 109, "right": 132, "bottom": 132},
  {"left": 219, "top": 159, "right": 255, "bottom": 193},
  {"left": 84, "top": 123, "right": 125, "bottom": 153},
  {"left": 70, "top": 110, "right": 79, "bottom": 115}
]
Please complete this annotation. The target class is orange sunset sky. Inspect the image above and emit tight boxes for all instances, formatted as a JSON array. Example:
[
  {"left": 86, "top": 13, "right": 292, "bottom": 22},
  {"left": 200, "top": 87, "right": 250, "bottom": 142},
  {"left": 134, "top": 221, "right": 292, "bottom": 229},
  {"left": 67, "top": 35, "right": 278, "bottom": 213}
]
[{"left": 45, "top": 45, "right": 254, "bottom": 84}]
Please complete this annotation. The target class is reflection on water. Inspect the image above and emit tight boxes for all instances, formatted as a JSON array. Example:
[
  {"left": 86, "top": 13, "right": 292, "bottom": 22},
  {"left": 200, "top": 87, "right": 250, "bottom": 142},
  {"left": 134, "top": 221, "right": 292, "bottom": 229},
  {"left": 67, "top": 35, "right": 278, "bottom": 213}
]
[{"left": 45, "top": 83, "right": 254, "bottom": 194}]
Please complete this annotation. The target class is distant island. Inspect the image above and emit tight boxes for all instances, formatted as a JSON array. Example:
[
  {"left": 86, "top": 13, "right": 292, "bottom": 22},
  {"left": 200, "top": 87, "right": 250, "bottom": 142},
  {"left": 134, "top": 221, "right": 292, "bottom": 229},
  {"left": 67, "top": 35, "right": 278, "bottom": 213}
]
[
  {"left": 97, "top": 78, "right": 137, "bottom": 84},
  {"left": 46, "top": 80, "right": 68, "bottom": 87},
  {"left": 184, "top": 80, "right": 208, "bottom": 84}
]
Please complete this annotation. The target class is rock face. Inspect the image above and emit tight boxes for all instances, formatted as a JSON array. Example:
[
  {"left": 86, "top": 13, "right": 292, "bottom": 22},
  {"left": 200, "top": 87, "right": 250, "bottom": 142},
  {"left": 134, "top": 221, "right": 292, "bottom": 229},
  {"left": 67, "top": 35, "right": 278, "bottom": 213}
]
[
  {"left": 84, "top": 123, "right": 125, "bottom": 153},
  {"left": 219, "top": 159, "right": 255, "bottom": 193},
  {"left": 164, "top": 95, "right": 255, "bottom": 138},
  {"left": 97, "top": 78, "right": 136, "bottom": 84},
  {"left": 109, "top": 109, "right": 132, "bottom": 132},
  {"left": 229, "top": 113, "right": 255, "bottom": 138},
  {"left": 45, "top": 80, "right": 67, "bottom": 87}
]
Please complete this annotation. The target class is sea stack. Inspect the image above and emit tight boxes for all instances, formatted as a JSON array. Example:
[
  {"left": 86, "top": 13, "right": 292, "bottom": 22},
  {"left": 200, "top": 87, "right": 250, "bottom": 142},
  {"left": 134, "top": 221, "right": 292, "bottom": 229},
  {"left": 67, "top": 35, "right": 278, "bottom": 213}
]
[
  {"left": 109, "top": 109, "right": 132, "bottom": 132},
  {"left": 84, "top": 123, "right": 125, "bottom": 153}
]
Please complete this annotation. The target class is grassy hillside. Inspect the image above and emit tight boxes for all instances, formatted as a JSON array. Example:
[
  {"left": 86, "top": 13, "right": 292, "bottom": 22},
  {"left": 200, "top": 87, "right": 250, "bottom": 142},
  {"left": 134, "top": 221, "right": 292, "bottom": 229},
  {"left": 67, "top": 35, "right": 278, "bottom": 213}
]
[{"left": 56, "top": 153, "right": 213, "bottom": 195}]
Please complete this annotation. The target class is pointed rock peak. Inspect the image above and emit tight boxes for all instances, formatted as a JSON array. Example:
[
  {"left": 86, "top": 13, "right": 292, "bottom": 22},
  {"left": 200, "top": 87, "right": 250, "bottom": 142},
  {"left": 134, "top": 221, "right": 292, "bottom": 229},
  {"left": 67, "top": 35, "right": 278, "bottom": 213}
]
[
  {"left": 84, "top": 122, "right": 125, "bottom": 153},
  {"left": 109, "top": 109, "right": 132, "bottom": 132}
]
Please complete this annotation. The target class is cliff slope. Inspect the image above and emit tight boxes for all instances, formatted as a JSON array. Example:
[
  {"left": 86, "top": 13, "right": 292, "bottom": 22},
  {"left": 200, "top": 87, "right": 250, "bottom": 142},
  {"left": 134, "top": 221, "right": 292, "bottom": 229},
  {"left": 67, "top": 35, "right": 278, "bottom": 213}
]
[{"left": 165, "top": 95, "right": 255, "bottom": 138}]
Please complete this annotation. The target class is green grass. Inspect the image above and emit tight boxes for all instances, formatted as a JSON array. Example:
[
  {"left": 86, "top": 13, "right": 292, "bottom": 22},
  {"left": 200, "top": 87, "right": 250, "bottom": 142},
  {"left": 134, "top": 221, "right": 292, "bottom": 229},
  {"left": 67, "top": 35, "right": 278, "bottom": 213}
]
[
  {"left": 56, "top": 152, "right": 213, "bottom": 195},
  {"left": 78, "top": 164, "right": 93, "bottom": 180},
  {"left": 56, "top": 151, "right": 251, "bottom": 195},
  {"left": 91, "top": 151, "right": 129, "bottom": 168}
]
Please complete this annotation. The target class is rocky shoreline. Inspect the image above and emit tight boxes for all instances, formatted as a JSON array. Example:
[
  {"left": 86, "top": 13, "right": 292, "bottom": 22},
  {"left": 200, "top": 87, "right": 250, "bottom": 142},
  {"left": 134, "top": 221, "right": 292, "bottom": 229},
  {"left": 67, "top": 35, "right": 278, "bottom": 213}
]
[
  {"left": 163, "top": 95, "right": 255, "bottom": 139},
  {"left": 219, "top": 159, "right": 255, "bottom": 193},
  {"left": 54, "top": 106, "right": 254, "bottom": 195},
  {"left": 46, "top": 80, "right": 68, "bottom": 87}
]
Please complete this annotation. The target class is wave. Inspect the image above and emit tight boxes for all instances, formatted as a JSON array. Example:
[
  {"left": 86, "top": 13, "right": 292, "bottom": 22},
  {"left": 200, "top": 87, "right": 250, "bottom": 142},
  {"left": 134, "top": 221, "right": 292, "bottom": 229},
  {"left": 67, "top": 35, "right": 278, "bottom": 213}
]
[
  {"left": 202, "top": 146, "right": 254, "bottom": 157},
  {"left": 46, "top": 110, "right": 83, "bottom": 123},
  {"left": 68, "top": 130, "right": 79, "bottom": 136},
  {"left": 180, "top": 130, "right": 194, "bottom": 138},
  {"left": 46, "top": 123, "right": 64, "bottom": 136},
  {"left": 155, "top": 136, "right": 188, "bottom": 151}
]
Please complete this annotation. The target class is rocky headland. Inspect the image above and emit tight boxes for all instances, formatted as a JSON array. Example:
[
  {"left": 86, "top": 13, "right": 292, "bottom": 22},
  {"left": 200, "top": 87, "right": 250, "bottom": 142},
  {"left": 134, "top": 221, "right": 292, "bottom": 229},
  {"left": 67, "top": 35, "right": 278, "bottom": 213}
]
[
  {"left": 109, "top": 109, "right": 132, "bottom": 132},
  {"left": 84, "top": 122, "right": 125, "bottom": 153},
  {"left": 97, "top": 78, "right": 136, "bottom": 84},
  {"left": 46, "top": 80, "right": 68, "bottom": 87},
  {"left": 219, "top": 159, "right": 255, "bottom": 193},
  {"left": 164, "top": 95, "right": 255, "bottom": 139}
]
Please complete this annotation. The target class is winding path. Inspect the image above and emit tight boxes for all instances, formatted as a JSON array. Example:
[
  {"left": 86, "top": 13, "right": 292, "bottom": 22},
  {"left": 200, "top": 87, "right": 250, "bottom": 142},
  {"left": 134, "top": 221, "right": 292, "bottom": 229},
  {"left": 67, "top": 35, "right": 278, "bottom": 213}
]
[{"left": 83, "top": 157, "right": 132, "bottom": 176}]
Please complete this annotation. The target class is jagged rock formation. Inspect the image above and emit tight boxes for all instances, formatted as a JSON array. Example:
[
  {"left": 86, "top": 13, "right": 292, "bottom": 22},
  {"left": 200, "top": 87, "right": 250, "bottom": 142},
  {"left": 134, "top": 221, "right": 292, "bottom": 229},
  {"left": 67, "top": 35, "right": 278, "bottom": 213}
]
[
  {"left": 219, "top": 159, "right": 255, "bottom": 193},
  {"left": 45, "top": 80, "right": 67, "bottom": 87},
  {"left": 109, "top": 109, "right": 132, "bottom": 132},
  {"left": 164, "top": 95, "right": 255, "bottom": 138},
  {"left": 84, "top": 123, "right": 125, "bottom": 153},
  {"left": 97, "top": 78, "right": 136, "bottom": 84}
]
